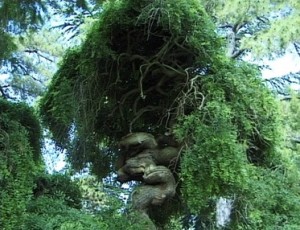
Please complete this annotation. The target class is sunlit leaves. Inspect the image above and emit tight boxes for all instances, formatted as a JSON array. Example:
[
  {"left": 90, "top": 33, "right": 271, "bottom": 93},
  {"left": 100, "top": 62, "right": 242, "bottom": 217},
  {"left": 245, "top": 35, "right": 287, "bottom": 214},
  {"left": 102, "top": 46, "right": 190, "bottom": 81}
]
[
  {"left": 201, "top": 0, "right": 300, "bottom": 57},
  {"left": 239, "top": 168, "right": 300, "bottom": 229},
  {"left": 172, "top": 59, "right": 291, "bottom": 228}
]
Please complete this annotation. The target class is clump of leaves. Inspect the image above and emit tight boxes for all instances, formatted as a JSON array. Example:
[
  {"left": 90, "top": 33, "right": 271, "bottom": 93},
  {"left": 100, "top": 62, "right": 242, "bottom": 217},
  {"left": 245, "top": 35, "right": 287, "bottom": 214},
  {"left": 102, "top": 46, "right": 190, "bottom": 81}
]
[
  {"left": 0, "top": 98, "right": 42, "bottom": 161},
  {"left": 173, "top": 60, "right": 290, "bottom": 226},
  {"left": 33, "top": 173, "right": 82, "bottom": 209}
]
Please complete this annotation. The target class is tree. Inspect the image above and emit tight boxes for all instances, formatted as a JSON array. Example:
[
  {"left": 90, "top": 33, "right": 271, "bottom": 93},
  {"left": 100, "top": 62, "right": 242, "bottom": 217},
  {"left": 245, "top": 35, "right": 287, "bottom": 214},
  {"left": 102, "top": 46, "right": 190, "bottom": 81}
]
[
  {"left": 200, "top": 0, "right": 300, "bottom": 94},
  {"left": 200, "top": 0, "right": 300, "bottom": 58},
  {"left": 280, "top": 90, "right": 300, "bottom": 150},
  {"left": 0, "top": 0, "right": 99, "bottom": 100},
  {"left": 0, "top": 99, "right": 42, "bottom": 229},
  {"left": 0, "top": 0, "right": 46, "bottom": 59},
  {"left": 39, "top": 0, "right": 300, "bottom": 228},
  {"left": 23, "top": 173, "right": 108, "bottom": 230},
  {"left": 0, "top": 0, "right": 48, "bottom": 99}
]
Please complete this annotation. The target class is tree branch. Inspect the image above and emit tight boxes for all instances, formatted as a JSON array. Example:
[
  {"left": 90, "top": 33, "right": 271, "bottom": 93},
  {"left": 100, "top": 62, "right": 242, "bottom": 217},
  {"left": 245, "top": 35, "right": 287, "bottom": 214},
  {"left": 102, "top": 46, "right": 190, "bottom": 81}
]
[
  {"left": 231, "top": 49, "right": 246, "bottom": 59},
  {"left": 0, "top": 85, "right": 8, "bottom": 99},
  {"left": 24, "top": 49, "right": 54, "bottom": 62},
  {"left": 294, "top": 42, "right": 300, "bottom": 57},
  {"left": 225, "top": 22, "right": 246, "bottom": 58}
]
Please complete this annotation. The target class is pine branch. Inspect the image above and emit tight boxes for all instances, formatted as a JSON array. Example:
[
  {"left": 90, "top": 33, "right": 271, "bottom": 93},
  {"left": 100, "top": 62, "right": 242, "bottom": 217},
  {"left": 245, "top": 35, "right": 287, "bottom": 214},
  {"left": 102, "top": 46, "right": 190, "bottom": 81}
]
[
  {"left": 231, "top": 49, "right": 246, "bottom": 59},
  {"left": 294, "top": 42, "right": 300, "bottom": 57},
  {"left": 265, "top": 72, "right": 300, "bottom": 95},
  {"left": 24, "top": 49, "right": 54, "bottom": 62}
]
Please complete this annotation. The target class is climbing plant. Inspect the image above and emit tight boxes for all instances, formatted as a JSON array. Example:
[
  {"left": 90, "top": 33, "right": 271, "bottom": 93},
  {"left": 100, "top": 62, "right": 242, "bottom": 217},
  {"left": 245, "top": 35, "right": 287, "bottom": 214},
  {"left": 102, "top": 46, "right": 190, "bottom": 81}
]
[
  {"left": 0, "top": 99, "right": 42, "bottom": 229},
  {"left": 39, "top": 0, "right": 300, "bottom": 228}
]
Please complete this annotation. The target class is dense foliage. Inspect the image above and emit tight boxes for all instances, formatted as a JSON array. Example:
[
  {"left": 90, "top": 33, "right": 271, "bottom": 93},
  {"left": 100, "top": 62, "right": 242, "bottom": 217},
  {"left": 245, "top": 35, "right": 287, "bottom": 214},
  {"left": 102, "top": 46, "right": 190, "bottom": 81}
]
[
  {"left": 39, "top": 0, "right": 222, "bottom": 172},
  {"left": 0, "top": 99, "right": 42, "bottom": 160},
  {"left": 0, "top": 99, "right": 42, "bottom": 229},
  {"left": 0, "top": 0, "right": 299, "bottom": 229},
  {"left": 37, "top": 0, "right": 300, "bottom": 228}
]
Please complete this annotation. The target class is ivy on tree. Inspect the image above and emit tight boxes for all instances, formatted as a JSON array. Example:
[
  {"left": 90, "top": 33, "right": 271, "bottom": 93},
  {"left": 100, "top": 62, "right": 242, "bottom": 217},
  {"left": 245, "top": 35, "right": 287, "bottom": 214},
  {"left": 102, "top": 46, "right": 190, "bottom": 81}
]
[{"left": 39, "top": 0, "right": 300, "bottom": 228}]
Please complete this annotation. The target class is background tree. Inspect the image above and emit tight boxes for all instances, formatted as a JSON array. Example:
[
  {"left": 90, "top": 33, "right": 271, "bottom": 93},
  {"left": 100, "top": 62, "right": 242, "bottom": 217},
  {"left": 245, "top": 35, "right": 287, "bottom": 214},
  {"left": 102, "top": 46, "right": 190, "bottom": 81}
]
[
  {"left": 280, "top": 90, "right": 300, "bottom": 154},
  {"left": 201, "top": 0, "right": 300, "bottom": 58},
  {"left": 0, "top": 27, "right": 67, "bottom": 101},
  {"left": 0, "top": 0, "right": 101, "bottom": 100},
  {"left": 0, "top": 0, "right": 48, "bottom": 99},
  {"left": 201, "top": 0, "right": 300, "bottom": 93}
]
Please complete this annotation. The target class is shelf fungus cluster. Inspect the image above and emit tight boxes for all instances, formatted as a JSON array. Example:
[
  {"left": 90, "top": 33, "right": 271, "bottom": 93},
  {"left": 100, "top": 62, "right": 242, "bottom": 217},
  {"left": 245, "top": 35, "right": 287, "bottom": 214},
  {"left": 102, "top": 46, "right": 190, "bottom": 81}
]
[{"left": 116, "top": 132, "right": 180, "bottom": 216}]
